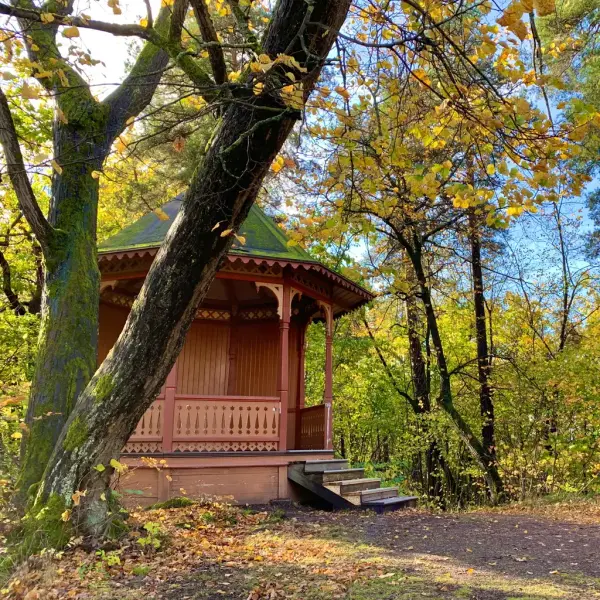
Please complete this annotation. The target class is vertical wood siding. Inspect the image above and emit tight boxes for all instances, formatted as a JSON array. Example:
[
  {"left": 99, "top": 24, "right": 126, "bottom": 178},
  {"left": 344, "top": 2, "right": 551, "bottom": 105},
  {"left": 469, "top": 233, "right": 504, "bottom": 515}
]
[
  {"left": 233, "top": 321, "right": 279, "bottom": 397},
  {"left": 177, "top": 322, "right": 230, "bottom": 395},
  {"left": 98, "top": 302, "right": 129, "bottom": 364}
]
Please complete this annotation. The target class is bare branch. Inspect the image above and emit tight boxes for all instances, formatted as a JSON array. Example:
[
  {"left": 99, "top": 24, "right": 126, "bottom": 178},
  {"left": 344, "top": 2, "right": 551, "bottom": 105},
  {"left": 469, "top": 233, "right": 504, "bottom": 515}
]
[
  {"left": 102, "top": 7, "right": 172, "bottom": 145},
  {"left": 143, "top": 0, "right": 153, "bottom": 29},
  {"left": 0, "top": 248, "right": 26, "bottom": 315},
  {"left": 0, "top": 87, "right": 53, "bottom": 253},
  {"left": 226, "top": 0, "right": 260, "bottom": 53},
  {"left": 169, "top": 0, "right": 189, "bottom": 41},
  {"left": 0, "top": 2, "right": 151, "bottom": 39},
  {"left": 191, "top": 0, "right": 228, "bottom": 85}
]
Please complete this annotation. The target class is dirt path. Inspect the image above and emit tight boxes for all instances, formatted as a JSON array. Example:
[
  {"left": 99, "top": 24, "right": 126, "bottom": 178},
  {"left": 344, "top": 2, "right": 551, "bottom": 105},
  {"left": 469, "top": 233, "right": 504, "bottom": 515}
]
[
  {"left": 6, "top": 502, "right": 600, "bottom": 600},
  {"left": 154, "top": 505, "right": 600, "bottom": 600}
]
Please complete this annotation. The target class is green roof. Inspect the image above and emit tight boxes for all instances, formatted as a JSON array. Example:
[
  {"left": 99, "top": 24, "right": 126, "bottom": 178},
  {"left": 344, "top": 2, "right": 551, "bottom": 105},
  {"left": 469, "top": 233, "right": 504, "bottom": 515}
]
[{"left": 99, "top": 197, "right": 314, "bottom": 262}]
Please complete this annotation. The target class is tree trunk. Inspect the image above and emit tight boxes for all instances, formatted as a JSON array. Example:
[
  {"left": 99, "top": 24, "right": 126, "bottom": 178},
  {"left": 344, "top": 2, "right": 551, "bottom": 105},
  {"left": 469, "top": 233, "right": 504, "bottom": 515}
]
[
  {"left": 404, "top": 271, "right": 455, "bottom": 501},
  {"left": 407, "top": 243, "right": 503, "bottom": 504},
  {"left": 19, "top": 126, "right": 105, "bottom": 499},
  {"left": 12, "top": 8, "right": 169, "bottom": 502},
  {"left": 29, "top": 0, "right": 352, "bottom": 540},
  {"left": 468, "top": 210, "right": 498, "bottom": 484}
]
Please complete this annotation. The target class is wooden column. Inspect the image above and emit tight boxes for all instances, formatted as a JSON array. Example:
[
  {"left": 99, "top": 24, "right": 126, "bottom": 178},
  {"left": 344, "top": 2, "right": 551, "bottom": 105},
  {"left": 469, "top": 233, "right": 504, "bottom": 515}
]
[
  {"left": 278, "top": 284, "right": 291, "bottom": 451},
  {"left": 321, "top": 303, "right": 334, "bottom": 450},
  {"left": 162, "top": 362, "right": 177, "bottom": 453},
  {"left": 295, "top": 319, "right": 308, "bottom": 448}
]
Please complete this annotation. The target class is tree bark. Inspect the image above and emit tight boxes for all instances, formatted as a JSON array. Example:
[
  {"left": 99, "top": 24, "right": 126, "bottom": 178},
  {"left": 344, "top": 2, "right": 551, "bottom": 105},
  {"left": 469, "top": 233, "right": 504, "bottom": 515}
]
[
  {"left": 31, "top": 0, "right": 352, "bottom": 538},
  {"left": 10, "top": 7, "right": 171, "bottom": 501},
  {"left": 468, "top": 210, "right": 498, "bottom": 485},
  {"left": 407, "top": 242, "right": 503, "bottom": 504}
]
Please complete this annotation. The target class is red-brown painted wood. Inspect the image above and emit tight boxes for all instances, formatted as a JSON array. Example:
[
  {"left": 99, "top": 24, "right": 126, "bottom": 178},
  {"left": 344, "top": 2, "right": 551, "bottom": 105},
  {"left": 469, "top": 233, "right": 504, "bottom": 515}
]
[{"left": 278, "top": 284, "right": 291, "bottom": 451}]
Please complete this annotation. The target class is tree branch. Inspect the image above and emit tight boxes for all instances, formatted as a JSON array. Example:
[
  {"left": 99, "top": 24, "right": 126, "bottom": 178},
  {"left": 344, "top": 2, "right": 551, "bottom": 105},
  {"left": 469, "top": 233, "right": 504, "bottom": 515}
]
[
  {"left": 226, "top": 0, "right": 260, "bottom": 53},
  {"left": 0, "top": 2, "right": 151, "bottom": 39},
  {"left": 0, "top": 87, "right": 53, "bottom": 253},
  {"left": 191, "top": 0, "right": 228, "bottom": 85},
  {"left": 101, "top": 6, "right": 172, "bottom": 146},
  {"left": 0, "top": 248, "right": 26, "bottom": 315}
]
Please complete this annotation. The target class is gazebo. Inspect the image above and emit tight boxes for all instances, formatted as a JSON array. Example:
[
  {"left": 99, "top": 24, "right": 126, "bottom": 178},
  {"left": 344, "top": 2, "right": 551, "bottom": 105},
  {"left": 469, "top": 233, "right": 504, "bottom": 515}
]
[{"left": 98, "top": 198, "right": 374, "bottom": 506}]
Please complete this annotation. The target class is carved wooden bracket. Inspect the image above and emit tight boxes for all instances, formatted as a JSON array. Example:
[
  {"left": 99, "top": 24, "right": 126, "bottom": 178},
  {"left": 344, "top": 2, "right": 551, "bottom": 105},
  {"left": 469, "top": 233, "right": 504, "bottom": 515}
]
[
  {"left": 317, "top": 300, "right": 334, "bottom": 336},
  {"left": 290, "top": 287, "right": 302, "bottom": 313},
  {"left": 99, "top": 280, "right": 117, "bottom": 294},
  {"left": 255, "top": 282, "right": 283, "bottom": 318}
]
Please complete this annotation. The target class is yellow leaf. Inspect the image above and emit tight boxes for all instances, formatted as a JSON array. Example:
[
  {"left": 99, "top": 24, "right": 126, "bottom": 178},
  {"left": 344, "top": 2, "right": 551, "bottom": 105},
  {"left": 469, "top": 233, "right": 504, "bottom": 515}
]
[
  {"left": 154, "top": 208, "right": 170, "bottom": 221},
  {"left": 10, "top": 432, "right": 22, "bottom": 440},
  {"left": 91, "top": 170, "right": 102, "bottom": 180},
  {"left": 220, "top": 229, "right": 233, "bottom": 237},
  {"left": 40, "top": 12, "right": 55, "bottom": 23},
  {"left": 22, "top": 83, "right": 39, "bottom": 100},
  {"left": 534, "top": 0, "right": 555, "bottom": 16},
  {"left": 71, "top": 489, "right": 86, "bottom": 506},
  {"left": 234, "top": 234, "right": 246, "bottom": 245},
  {"left": 211, "top": 221, "right": 223, "bottom": 232},
  {"left": 51, "top": 159, "right": 63, "bottom": 175},
  {"left": 335, "top": 85, "right": 350, "bottom": 100},
  {"left": 62, "top": 26, "right": 80, "bottom": 39},
  {"left": 271, "top": 155, "right": 285, "bottom": 173},
  {"left": 61, "top": 510, "right": 71, "bottom": 522},
  {"left": 110, "top": 458, "right": 127, "bottom": 473},
  {"left": 412, "top": 68, "right": 431, "bottom": 86},
  {"left": 486, "top": 164, "right": 496, "bottom": 175},
  {"left": 94, "top": 463, "right": 105, "bottom": 471},
  {"left": 56, "top": 107, "right": 68, "bottom": 124}
]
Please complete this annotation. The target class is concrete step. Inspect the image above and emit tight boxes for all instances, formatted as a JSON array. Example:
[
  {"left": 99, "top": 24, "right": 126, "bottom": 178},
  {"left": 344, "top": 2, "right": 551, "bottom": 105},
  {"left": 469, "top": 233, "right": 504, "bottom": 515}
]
[
  {"left": 304, "top": 459, "right": 349, "bottom": 473},
  {"left": 343, "top": 486, "right": 398, "bottom": 506},
  {"left": 324, "top": 478, "right": 381, "bottom": 495},
  {"left": 321, "top": 468, "right": 365, "bottom": 483},
  {"left": 362, "top": 495, "right": 419, "bottom": 514}
]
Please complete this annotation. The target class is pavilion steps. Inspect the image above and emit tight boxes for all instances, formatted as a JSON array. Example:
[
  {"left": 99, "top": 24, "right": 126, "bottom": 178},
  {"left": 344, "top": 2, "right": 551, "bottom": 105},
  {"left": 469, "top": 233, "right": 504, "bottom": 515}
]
[{"left": 288, "top": 460, "right": 418, "bottom": 513}]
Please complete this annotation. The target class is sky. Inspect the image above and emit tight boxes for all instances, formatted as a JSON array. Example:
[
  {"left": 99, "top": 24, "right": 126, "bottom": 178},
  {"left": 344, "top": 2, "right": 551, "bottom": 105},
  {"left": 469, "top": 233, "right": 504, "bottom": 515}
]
[{"left": 69, "top": 0, "right": 163, "bottom": 97}]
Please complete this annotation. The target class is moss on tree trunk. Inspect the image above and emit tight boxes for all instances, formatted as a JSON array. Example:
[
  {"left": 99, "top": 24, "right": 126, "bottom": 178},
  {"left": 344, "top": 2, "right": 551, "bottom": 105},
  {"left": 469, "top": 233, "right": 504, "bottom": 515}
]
[{"left": 19, "top": 167, "right": 101, "bottom": 500}]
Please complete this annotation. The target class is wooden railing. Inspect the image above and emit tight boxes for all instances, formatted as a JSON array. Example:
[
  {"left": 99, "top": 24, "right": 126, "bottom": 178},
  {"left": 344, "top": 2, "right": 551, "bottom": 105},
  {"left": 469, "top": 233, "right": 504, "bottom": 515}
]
[
  {"left": 298, "top": 405, "right": 326, "bottom": 450},
  {"left": 125, "top": 395, "right": 280, "bottom": 453}
]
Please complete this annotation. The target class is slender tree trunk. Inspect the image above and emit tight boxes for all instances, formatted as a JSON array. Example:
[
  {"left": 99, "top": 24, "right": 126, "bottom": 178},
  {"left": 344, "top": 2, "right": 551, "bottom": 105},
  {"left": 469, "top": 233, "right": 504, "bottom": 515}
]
[
  {"left": 29, "top": 0, "right": 352, "bottom": 539},
  {"left": 404, "top": 274, "right": 456, "bottom": 501},
  {"left": 468, "top": 210, "right": 498, "bottom": 481},
  {"left": 407, "top": 242, "right": 503, "bottom": 503}
]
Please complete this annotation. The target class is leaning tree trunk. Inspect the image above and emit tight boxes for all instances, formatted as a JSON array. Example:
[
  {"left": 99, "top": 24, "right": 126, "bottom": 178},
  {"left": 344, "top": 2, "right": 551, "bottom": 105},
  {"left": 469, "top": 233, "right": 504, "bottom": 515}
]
[
  {"left": 468, "top": 210, "right": 499, "bottom": 492},
  {"left": 29, "top": 0, "right": 352, "bottom": 540},
  {"left": 407, "top": 244, "right": 504, "bottom": 504},
  {"left": 18, "top": 119, "right": 107, "bottom": 499}
]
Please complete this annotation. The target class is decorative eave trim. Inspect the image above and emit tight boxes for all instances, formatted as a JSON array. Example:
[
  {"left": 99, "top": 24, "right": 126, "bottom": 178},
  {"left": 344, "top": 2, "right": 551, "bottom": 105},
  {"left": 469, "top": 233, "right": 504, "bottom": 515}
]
[{"left": 97, "top": 248, "right": 375, "bottom": 306}]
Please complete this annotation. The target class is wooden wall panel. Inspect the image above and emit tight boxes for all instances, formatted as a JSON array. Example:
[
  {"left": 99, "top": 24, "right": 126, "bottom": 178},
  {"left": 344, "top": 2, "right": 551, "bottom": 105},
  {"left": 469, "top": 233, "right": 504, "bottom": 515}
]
[
  {"left": 177, "top": 322, "right": 230, "bottom": 395},
  {"left": 98, "top": 302, "right": 129, "bottom": 364},
  {"left": 232, "top": 322, "right": 279, "bottom": 397},
  {"left": 169, "top": 467, "right": 279, "bottom": 504}
]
